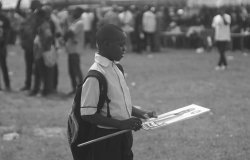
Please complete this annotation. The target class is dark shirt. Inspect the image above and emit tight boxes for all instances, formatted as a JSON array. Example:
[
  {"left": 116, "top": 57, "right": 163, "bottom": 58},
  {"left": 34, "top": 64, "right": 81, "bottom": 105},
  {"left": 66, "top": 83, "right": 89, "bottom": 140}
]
[
  {"left": 19, "top": 13, "right": 38, "bottom": 49},
  {"left": 37, "top": 19, "right": 55, "bottom": 51},
  {"left": 0, "top": 12, "right": 10, "bottom": 47}
]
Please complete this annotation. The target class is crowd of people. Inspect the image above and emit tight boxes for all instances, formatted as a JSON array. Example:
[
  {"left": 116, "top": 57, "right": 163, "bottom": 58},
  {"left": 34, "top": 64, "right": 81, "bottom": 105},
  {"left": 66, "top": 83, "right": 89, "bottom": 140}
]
[
  {"left": 0, "top": 1, "right": 167, "bottom": 95},
  {"left": 1, "top": 0, "right": 250, "bottom": 96}
]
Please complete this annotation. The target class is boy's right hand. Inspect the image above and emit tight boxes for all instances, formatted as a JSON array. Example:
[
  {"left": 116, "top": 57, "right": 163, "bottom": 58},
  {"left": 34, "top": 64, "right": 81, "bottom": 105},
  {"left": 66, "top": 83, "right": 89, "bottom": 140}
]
[{"left": 120, "top": 117, "right": 142, "bottom": 131}]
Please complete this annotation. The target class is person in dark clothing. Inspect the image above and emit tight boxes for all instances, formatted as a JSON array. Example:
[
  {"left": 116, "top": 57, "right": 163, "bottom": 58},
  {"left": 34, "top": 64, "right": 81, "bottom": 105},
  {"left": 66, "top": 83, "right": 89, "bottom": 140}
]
[
  {"left": 0, "top": 2, "right": 11, "bottom": 91},
  {"left": 19, "top": 0, "right": 43, "bottom": 91},
  {"left": 19, "top": 15, "right": 35, "bottom": 91},
  {"left": 133, "top": 9, "right": 144, "bottom": 53},
  {"left": 29, "top": 7, "right": 57, "bottom": 96}
]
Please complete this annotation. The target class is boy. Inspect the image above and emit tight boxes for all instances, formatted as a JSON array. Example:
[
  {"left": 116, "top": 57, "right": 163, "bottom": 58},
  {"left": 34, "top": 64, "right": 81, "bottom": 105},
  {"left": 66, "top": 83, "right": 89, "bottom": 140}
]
[{"left": 81, "top": 24, "right": 156, "bottom": 160}]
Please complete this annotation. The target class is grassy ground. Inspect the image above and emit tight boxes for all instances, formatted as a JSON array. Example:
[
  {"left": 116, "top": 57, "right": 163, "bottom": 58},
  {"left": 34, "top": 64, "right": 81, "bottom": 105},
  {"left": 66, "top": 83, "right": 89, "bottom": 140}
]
[{"left": 0, "top": 45, "right": 250, "bottom": 160}]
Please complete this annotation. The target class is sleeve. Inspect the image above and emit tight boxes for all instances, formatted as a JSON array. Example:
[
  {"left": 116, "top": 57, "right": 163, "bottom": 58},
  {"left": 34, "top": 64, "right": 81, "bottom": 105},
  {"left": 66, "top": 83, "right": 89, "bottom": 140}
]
[
  {"left": 73, "top": 21, "right": 83, "bottom": 35},
  {"left": 212, "top": 17, "right": 216, "bottom": 28},
  {"left": 80, "top": 77, "right": 100, "bottom": 116}
]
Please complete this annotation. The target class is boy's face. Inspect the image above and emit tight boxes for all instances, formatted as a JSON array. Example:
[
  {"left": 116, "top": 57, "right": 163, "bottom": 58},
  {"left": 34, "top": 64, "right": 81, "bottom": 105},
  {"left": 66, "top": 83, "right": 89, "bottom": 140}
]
[{"left": 104, "top": 32, "right": 127, "bottom": 61}]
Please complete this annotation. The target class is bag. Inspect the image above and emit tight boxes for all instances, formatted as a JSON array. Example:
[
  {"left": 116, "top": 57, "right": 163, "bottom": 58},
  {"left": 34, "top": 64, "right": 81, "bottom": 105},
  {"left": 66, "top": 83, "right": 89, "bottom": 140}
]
[
  {"left": 67, "top": 64, "right": 124, "bottom": 160},
  {"left": 43, "top": 45, "right": 57, "bottom": 67},
  {"left": 67, "top": 70, "right": 111, "bottom": 160}
]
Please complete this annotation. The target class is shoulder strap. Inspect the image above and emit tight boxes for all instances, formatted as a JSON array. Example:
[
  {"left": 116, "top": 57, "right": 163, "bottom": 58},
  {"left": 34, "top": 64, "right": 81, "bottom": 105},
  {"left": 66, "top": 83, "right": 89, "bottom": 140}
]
[
  {"left": 72, "top": 83, "right": 84, "bottom": 118},
  {"left": 77, "top": 70, "right": 111, "bottom": 118}
]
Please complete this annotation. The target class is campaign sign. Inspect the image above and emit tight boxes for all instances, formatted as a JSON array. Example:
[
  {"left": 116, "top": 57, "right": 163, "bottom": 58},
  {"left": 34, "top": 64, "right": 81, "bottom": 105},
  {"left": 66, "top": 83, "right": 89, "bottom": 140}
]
[{"left": 142, "top": 104, "right": 210, "bottom": 130}]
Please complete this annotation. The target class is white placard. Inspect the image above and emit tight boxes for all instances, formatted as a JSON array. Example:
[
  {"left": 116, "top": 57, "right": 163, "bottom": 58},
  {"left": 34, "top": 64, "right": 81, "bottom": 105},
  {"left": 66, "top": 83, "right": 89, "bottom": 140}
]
[{"left": 142, "top": 104, "right": 210, "bottom": 130}]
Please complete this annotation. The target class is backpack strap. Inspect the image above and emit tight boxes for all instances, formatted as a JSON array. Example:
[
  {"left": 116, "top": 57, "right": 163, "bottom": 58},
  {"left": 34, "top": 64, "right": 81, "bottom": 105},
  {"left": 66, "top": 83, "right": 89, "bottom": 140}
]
[
  {"left": 78, "top": 70, "right": 111, "bottom": 118},
  {"left": 73, "top": 83, "right": 84, "bottom": 118}
]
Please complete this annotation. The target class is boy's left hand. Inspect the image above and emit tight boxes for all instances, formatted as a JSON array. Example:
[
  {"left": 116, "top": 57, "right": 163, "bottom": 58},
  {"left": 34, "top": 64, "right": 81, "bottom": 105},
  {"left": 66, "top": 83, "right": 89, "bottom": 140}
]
[{"left": 143, "top": 111, "right": 157, "bottom": 119}]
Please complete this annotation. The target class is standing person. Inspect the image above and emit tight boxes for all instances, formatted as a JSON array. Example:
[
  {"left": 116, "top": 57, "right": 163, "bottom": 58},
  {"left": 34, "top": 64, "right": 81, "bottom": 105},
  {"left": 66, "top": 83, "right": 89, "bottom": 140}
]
[
  {"left": 155, "top": 6, "right": 165, "bottom": 51},
  {"left": 65, "top": 7, "right": 84, "bottom": 95},
  {"left": 212, "top": 9, "right": 231, "bottom": 70},
  {"left": 19, "top": 0, "right": 42, "bottom": 91},
  {"left": 142, "top": 6, "right": 157, "bottom": 52},
  {"left": 79, "top": 24, "right": 157, "bottom": 160},
  {"left": 51, "top": 9, "right": 64, "bottom": 92},
  {"left": 0, "top": 2, "right": 11, "bottom": 91},
  {"left": 119, "top": 6, "right": 134, "bottom": 52},
  {"left": 133, "top": 7, "right": 144, "bottom": 53},
  {"left": 29, "top": 7, "right": 56, "bottom": 96},
  {"left": 39, "top": 6, "right": 56, "bottom": 96},
  {"left": 81, "top": 8, "right": 94, "bottom": 48}
]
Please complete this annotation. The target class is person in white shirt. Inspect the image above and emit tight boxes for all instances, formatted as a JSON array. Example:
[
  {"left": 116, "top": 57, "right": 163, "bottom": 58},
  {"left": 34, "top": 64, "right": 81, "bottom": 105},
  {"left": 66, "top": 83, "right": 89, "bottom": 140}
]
[
  {"left": 118, "top": 6, "right": 134, "bottom": 51},
  {"left": 81, "top": 24, "right": 157, "bottom": 160},
  {"left": 65, "top": 7, "right": 84, "bottom": 94},
  {"left": 81, "top": 9, "right": 94, "bottom": 48},
  {"left": 212, "top": 9, "right": 231, "bottom": 70},
  {"left": 142, "top": 6, "right": 157, "bottom": 52}
]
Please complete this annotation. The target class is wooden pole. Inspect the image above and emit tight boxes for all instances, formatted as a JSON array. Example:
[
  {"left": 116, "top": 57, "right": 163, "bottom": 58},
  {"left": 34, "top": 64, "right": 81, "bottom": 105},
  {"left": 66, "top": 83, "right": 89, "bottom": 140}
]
[{"left": 77, "top": 130, "right": 130, "bottom": 147}]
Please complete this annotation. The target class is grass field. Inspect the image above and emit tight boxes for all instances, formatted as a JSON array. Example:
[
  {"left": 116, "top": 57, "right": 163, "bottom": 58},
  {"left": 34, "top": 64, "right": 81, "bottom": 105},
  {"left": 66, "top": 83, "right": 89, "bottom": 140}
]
[{"left": 0, "top": 45, "right": 250, "bottom": 160}]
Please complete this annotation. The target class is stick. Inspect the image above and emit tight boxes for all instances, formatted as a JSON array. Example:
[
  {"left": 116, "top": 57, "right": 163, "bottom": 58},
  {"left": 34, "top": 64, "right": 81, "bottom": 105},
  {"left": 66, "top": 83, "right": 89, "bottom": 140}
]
[{"left": 77, "top": 129, "right": 130, "bottom": 147}]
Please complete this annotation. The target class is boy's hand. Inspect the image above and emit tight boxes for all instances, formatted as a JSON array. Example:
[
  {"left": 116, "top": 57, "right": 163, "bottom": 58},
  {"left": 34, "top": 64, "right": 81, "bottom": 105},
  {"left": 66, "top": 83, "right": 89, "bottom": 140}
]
[
  {"left": 120, "top": 117, "right": 142, "bottom": 131},
  {"left": 143, "top": 111, "right": 157, "bottom": 119}
]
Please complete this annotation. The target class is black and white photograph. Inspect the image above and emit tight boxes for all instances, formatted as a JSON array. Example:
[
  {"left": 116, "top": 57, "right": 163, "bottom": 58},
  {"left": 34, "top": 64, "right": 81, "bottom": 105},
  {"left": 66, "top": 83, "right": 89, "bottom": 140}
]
[{"left": 0, "top": 0, "right": 250, "bottom": 160}]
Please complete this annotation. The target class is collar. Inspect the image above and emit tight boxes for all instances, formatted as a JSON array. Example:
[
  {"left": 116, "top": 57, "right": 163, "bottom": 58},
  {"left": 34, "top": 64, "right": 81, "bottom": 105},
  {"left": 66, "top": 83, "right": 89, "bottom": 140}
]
[{"left": 95, "top": 53, "right": 113, "bottom": 67}]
